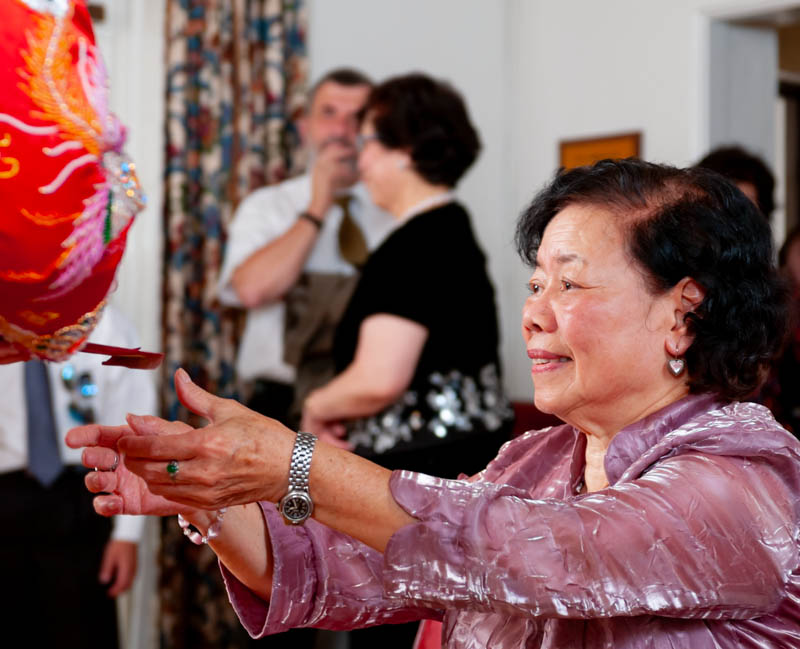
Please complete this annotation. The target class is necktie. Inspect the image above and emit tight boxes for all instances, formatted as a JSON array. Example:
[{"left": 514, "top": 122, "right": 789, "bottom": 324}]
[
  {"left": 335, "top": 195, "right": 369, "bottom": 268},
  {"left": 25, "top": 359, "right": 63, "bottom": 487}
]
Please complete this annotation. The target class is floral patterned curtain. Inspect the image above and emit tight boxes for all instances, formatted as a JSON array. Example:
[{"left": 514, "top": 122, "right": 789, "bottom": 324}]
[
  {"left": 161, "top": 0, "right": 306, "bottom": 418},
  {"left": 159, "top": 1, "right": 306, "bottom": 646}
]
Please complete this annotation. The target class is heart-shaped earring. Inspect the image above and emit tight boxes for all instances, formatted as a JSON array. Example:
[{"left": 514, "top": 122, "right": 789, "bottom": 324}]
[{"left": 667, "top": 357, "right": 686, "bottom": 377}]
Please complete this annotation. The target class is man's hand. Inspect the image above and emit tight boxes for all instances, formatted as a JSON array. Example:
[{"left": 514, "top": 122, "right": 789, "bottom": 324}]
[
  {"left": 308, "top": 138, "right": 359, "bottom": 217},
  {"left": 99, "top": 539, "right": 138, "bottom": 597}
]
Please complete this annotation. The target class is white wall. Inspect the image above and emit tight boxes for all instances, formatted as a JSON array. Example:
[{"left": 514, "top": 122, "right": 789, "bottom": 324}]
[{"left": 94, "top": 0, "right": 166, "bottom": 357}]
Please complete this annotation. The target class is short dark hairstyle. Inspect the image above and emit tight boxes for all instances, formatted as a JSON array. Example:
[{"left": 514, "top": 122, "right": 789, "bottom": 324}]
[
  {"left": 362, "top": 73, "right": 480, "bottom": 187},
  {"left": 696, "top": 146, "right": 775, "bottom": 220},
  {"left": 515, "top": 158, "right": 789, "bottom": 400},
  {"left": 308, "top": 68, "right": 372, "bottom": 104}
]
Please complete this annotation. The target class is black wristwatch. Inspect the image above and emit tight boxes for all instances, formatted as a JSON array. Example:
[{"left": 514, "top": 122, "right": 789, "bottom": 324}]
[{"left": 278, "top": 431, "right": 317, "bottom": 525}]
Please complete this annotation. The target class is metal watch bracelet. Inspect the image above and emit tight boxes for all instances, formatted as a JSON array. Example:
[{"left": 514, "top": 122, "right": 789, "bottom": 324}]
[{"left": 278, "top": 431, "right": 317, "bottom": 524}]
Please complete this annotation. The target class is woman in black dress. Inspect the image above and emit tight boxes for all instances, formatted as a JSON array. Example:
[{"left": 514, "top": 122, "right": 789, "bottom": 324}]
[{"left": 301, "top": 73, "right": 513, "bottom": 481}]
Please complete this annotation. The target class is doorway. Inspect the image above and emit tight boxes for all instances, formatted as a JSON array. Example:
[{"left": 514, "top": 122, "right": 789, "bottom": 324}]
[{"left": 705, "top": 3, "right": 800, "bottom": 244}]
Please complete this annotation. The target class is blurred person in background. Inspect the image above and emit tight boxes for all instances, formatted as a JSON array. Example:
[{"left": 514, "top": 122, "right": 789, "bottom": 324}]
[
  {"left": 301, "top": 73, "right": 514, "bottom": 485},
  {"left": 0, "top": 306, "right": 156, "bottom": 649},
  {"left": 696, "top": 145, "right": 775, "bottom": 220},
  {"left": 217, "top": 68, "right": 395, "bottom": 428}
]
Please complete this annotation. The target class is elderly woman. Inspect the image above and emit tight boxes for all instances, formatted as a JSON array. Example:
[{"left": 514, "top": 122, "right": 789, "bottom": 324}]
[
  {"left": 301, "top": 73, "right": 513, "bottom": 478},
  {"left": 69, "top": 159, "right": 800, "bottom": 648}
]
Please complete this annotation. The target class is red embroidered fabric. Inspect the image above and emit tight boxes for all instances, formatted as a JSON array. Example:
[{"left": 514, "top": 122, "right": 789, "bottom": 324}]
[{"left": 0, "top": 0, "right": 143, "bottom": 363}]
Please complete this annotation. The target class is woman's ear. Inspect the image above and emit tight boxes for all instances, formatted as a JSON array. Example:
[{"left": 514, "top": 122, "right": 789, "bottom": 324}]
[
  {"left": 679, "top": 277, "right": 705, "bottom": 312},
  {"left": 668, "top": 277, "right": 706, "bottom": 355},
  {"left": 393, "top": 150, "right": 412, "bottom": 170}
]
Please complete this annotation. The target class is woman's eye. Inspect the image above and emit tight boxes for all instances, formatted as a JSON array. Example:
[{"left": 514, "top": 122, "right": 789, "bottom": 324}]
[
  {"left": 561, "top": 280, "right": 573, "bottom": 291},
  {"left": 527, "top": 282, "right": 541, "bottom": 295}
]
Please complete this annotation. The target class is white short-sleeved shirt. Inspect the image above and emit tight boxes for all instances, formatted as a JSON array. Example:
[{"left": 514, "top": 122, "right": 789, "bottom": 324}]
[
  {"left": 0, "top": 306, "right": 158, "bottom": 541},
  {"left": 217, "top": 175, "right": 395, "bottom": 383}
]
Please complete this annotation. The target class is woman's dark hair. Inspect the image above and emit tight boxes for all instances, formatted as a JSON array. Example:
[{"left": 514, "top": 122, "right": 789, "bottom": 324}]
[
  {"left": 696, "top": 146, "right": 775, "bottom": 220},
  {"left": 515, "top": 158, "right": 789, "bottom": 400},
  {"left": 362, "top": 73, "right": 480, "bottom": 187}
]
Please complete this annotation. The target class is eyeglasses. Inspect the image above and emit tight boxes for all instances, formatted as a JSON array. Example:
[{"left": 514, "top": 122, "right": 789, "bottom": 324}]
[
  {"left": 61, "top": 364, "right": 97, "bottom": 424},
  {"left": 355, "top": 133, "right": 379, "bottom": 152}
]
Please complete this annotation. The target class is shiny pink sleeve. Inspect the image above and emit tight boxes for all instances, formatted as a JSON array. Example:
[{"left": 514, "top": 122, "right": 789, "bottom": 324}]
[
  {"left": 383, "top": 454, "right": 799, "bottom": 619},
  {"left": 221, "top": 502, "right": 438, "bottom": 638}
]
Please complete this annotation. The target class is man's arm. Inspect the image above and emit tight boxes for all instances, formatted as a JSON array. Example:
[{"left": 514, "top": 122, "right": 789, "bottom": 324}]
[
  {"left": 230, "top": 141, "right": 361, "bottom": 308},
  {"left": 231, "top": 217, "right": 323, "bottom": 308}
]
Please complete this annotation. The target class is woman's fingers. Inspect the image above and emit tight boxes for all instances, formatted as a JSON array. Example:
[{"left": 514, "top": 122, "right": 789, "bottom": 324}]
[
  {"left": 66, "top": 424, "right": 131, "bottom": 450},
  {"left": 85, "top": 468, "right": 119, "bottom": 494},
  {"left": 93, "top": 494, "right": 124, "bottom": 517},
  {"left": 329, "top": 422, "right": 347, "bottom": 438},
  {"left": 125, "top": 414, "right": 193, "bottom": 437},
  {"left": 118, "top": 428, "right": 197, "bottom": 461},
  {"left": 124, "top": 456, "right": 200, "bottom": 485},
  {"left": 174, "top": 367, "right": 238, "bottom": 424},
  {"left": 82, "top": 447, "right": 119, "bottom": 471}
]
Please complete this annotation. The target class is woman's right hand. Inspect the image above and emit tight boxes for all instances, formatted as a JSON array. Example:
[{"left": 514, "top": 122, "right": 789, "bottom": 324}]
[
  {"left": 92, "top": 369, "right": 299, "bottom": 511},
  {"left": 66, "top": 422, "right": 197, "bottom": 517}
]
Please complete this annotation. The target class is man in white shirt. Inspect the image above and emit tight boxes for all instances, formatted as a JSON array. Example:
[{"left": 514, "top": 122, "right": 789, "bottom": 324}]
[
  {"left": 218, "top": 68, "right": 394, "bottom": 424},
  {"left": 0, "top": 305, "right": 157, "bottom": 649}
]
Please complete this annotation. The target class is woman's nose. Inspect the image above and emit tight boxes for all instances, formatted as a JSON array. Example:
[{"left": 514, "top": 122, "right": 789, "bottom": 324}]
[{"left": 522, "top": 293, "right": 556, "bottom": 337}]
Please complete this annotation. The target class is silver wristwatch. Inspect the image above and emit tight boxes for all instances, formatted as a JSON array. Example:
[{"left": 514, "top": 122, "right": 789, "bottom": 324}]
[{"left": 278, "top": 431, "right": 317, "bottom": 525}]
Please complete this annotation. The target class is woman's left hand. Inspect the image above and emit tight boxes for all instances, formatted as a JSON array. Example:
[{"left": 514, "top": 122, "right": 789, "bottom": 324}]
[
  {"left": 118, "top": 368, "right": 297, "bottom": 510},
  {"left": 302, "top": 393, "right": 353, "bottom": 450}
]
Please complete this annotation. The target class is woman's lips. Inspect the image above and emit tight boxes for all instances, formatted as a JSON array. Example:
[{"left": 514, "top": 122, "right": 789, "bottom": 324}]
[{"left": 528, "top": 348, "right": 571, "bottom": 372}]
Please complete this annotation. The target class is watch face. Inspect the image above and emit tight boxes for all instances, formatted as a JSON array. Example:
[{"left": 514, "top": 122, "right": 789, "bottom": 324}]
[{"left": 280, "top": 492, "right": 313, "bottom": 524}]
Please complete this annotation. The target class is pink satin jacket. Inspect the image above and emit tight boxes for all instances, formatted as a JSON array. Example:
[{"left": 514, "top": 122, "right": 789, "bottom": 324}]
[{"left": 223, "top": 394, "right": 800, "bottom": 648}]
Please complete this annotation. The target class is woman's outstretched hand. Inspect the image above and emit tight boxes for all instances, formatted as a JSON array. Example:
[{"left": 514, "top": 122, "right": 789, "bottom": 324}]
[
  {"left": 115, "top": 368, "right": 296, "bottom": 511},
  {"left": 66, "top": 422, "right": 195, "bottom": 516}
]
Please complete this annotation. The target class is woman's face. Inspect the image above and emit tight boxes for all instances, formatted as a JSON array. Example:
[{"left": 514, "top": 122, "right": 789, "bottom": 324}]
[
  {"left": 521, "top": 203, "right": 683, "bottom": 431},
  {"left": 357, "top": 116, "right": 409, "bottom": 213}
]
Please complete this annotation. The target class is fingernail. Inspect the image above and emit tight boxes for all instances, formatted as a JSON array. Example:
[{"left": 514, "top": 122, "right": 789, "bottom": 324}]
[
  {"left": 176, "top": 368, "right": 191, "bottom": 384},
  {"left": 127, "top": 413, "right": 144, "bottom": 426}
]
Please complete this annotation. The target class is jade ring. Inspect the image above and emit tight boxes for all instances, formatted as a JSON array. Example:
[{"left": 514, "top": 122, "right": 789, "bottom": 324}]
[{"left": 166, "top": 460, "right": 179, "bottom": 479}]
